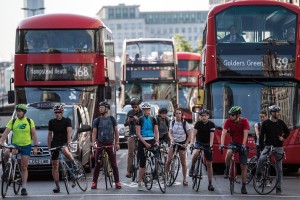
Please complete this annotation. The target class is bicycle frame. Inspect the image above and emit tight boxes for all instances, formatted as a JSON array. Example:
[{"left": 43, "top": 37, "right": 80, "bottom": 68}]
[
  {"left": 166, "top": 143, "right": 181, "bottom": 187},
  {"left": 96, "top": 146, "right": 114, "bottom": 190}
]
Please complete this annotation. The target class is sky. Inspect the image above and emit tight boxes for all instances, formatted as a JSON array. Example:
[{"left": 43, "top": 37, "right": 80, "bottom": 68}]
[{"left": 0, "top": 0, "right": 209, "bottom": 62}]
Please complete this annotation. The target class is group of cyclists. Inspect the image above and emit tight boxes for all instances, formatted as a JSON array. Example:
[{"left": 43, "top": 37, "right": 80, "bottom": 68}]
[{"left": 0, "top": 98, "right": 289, "bottom": 195}]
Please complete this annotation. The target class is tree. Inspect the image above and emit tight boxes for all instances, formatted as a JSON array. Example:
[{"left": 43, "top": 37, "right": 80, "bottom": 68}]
[{"left": 173, "top": 34, "right": 193, "bottom": 52}]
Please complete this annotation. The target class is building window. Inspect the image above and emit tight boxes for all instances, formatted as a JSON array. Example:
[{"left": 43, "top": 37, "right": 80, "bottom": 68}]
[{"left": 117, "top": 24, "right": 122, "bottom": 30}]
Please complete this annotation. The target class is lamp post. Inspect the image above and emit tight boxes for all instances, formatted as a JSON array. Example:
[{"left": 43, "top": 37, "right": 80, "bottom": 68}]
[{"left": 22, "top": 7, "right": 45, "bottom": 16}]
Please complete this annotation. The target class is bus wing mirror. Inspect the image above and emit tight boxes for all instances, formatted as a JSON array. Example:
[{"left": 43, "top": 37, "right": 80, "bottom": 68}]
[
  {"left": 105, "top": 85, "right": 112, "bottom": 99},
  {"left": 78, "top": 124, "right": 92, "bottom": 133},
  {"left": 7, "top": 91, "right": 15, "bottom": 104},
  {"left": 192, "top": 105, "right": 202, "bottom": 113}
]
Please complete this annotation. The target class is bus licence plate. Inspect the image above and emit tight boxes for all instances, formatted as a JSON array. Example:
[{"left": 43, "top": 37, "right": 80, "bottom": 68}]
[{"left": 29, "top": 159, "right": 51, "bottom": 165}]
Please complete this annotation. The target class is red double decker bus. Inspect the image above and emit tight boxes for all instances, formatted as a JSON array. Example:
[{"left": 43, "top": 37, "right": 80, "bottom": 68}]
[
  {"left": 177, "top": 52, "right": 201, "bottom": 123},
  {"left": 9, "top": 13, "right": 116, "bottom": 119},
  {"left": 202, "top": 0, "right": 300, "bottom": 171}
]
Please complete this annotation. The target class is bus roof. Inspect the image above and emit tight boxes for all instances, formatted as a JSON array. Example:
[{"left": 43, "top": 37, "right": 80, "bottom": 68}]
[
  {"left": 124, "top": 38, "right": 174, "bottom": 43},
  {"left": 17, "top": 13, "right": 105, "bottom": 29},
  {"left": 177, "top": 52, "right": 201, "bottom": 60},
  {"left": 209, "top": 0, "right": 300, "bottom": 17}
]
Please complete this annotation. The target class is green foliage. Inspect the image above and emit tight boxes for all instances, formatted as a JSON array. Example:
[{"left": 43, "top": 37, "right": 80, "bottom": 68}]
[{"left": 173, "top": 34, "right": 193, "bottom": 52}]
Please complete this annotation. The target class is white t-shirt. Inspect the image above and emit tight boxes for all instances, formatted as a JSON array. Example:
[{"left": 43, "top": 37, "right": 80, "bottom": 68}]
[{"left": 169, "top": 120, "right": 191, "bottom": 143}]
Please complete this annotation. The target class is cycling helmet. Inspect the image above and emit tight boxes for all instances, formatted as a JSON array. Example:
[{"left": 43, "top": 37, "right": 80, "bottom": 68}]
[
  {"left": 141, "top": 102, "right": 151, "bottom": 109},
  {"left": 130, "top": 97, "right": 140, "bottom": 105},
  {"left": 158, "top": 107, "right": 168, "bottom": 114},
  {"left": 268, "top": 105, "right": 281, "bottom": 112},
  {"left": 228, "top": 106, "right": 242, "bottom": 115},
  {"left": 199, "top": 109, "right": 210, "bottom": 115},
  {"left": 53, "top": 104, "right": 64, "bottom": 112},
  {"left": 99, "top": 101, "right": 111, "bottom": 109},
  {"left": 16, "top": 104, "right": 27, "bottom": 113}
]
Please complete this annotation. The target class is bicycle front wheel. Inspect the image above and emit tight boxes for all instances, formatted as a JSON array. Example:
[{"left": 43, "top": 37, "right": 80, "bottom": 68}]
[
  {"left": 156, "top": 162, "right": 166, "bottom": 193},
  {"left": 13, "top": 163, "right": 22, "bottom": 195},
  {"left": 166, "top": 155, "right": 179, "bottom": 187},
  {"left": 195, "top": 157, "right": 203, "bottom": 192},
  {"left": 253, "top": 163, "right": 278, "bottom": 195},
  {"left": 246, "top": 156, "right": 257, "bottom": 184},
  {"left": 229, "top": 159, "right": 236, "bottom": 195},
  {"left": 131, "top": 151, "right": 138, "bottom": 182},
  {"left": 74, "top": 160, "right": 88, "bottom": 191},
  {"left": 143, "top": 158, "right": 153, "bottom": 190},
  {"left": 61, "top": 161, "right": 70, "bottom": 194},
  {"left": 1, "top": 162, "right": 12, "bottom": 198}
]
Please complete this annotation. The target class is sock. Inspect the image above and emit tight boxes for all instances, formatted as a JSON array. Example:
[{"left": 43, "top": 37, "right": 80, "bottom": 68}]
[
  {"left": 242, "top": 183, "right": 246, "bottom": 188},
  {"left": 55, "top": 181, "right": 60, "bottom": 188},
  {"left": 209, "top": 180, "right": 212, "bottom": 185}
]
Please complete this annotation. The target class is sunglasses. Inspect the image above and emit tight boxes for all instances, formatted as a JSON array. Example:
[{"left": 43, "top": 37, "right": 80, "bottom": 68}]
[
  {"left": 230, "top": 114, "right": 236, "bottom": 116},
  {"left": 54, "top": 112, "right": 62, "bottom": 114},
  {"left": 16, "top": 110, "right": 23, "bottom": 112},
  {"left": 175, "top": 113, "right": 182, "bottom": 115},
  {"left": 132, "top": 106, "right": 138, "bottom": 108}
]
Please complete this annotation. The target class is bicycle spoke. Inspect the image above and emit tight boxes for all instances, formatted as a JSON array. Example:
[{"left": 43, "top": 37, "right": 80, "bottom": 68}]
[
  {"left": 1, "top": 162, "right": 11, "bottom": 198},
  {"left": 74, "top": 160, "right": 88, "bottom": 191},
  {"left": 157, "top": 163, "right": 166, "bottom": 193},
  {"left": 13, "top": 164, "right": 22, "bottom": 195},
  {"left": 61, "top": 162, "right": 70, "bottom": 194},
  {"left": 253, "top": 163, "right": 278, "bottom": 195},
  {"left": 196, "top": 158, "right": 203, "bottom": 192},
  {"left": 143, "top": 159, "right": 153, "bottom": 190}
]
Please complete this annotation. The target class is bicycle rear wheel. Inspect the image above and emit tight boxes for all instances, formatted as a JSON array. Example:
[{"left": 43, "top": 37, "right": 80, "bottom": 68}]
[
  {"left": 246, "top": 156, "right": 257, "bottom": 184},
  {"left": 143, "top": 158, "right": 153, "bottom": 190},
  {"left": 1, "top": 162, "right": 12, "bottom": 198},
  {"left": 61, "top": 161, "right": 70, "bottom": 194},
  {"left": 166, "top": 155, "right": 179, "bottom": 187},
  {"left": 229, "top": 159, "right": 236, "bottom": 195},
  {"left": 74, "top": 160, "right": 88, "bottom": 191},
  {"left": 156, "top": 162, "right": 166, "bottom": 193},
  {"left": 13, "top": 163, "right": 22, "bottom": 195},
  {"left": 253, "top": 163, "right": 278, "bottom": 195},
  {"left": 195, "top": 157, "right": 203, "bottom": 192}
]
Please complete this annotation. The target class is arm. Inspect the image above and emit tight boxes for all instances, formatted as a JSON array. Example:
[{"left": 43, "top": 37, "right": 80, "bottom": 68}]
[
  {"left": 67, "top": 127, "right": 72, "bottom": 143},
  {"left": 154, "top": 125, "right": 159, "bottom": 145},
  {"left": 114, "top": 125, "right": 120, "bottom": 151},
  {"left": 184, "top": 129, "right": 192, "bottom": 147},
  {"left": 190, "top": 128, "right": 197, "bottom": 145},
  {"left": 0, "top": 128, "right": 11, "bottom": 145},
  {"left": 31, "top": 127, "right": 38, "bottom": 155},
  {"left": 254, "top": 123, "right": 259, "bottom": 141},
  {"left": 242, "top": 129, "right": 248, "bottom": 146},
  {"left": 92, "top": 128, "right": 97, "bottom": 147},
  {"left": 47, "top": 131, "right": 53, "bottom": 148},
  {"left": 220, "top": 129, "right": 227, "bottom": 146},
  {"left": 210, "top": 131, "right": 214, "bottom": 148}
]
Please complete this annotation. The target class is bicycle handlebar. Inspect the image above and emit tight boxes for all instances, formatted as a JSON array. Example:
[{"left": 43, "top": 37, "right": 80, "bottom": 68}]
[
  {"left": 0, "top": 144, "right": 19, "bottom": 150},
  {"left": 190, "top": 145, "right": 212, "bottom": 155},
  {"left": 49, "top": 145, "right": 67, "bottom": 151}
]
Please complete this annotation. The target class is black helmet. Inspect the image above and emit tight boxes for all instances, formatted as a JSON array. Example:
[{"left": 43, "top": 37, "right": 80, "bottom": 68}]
[
  {"left": 130, "top": 97, "right": 140, "bottom": 105},
  {"left": 99, "top": 101, "right": 110, "bottom": 109},
  {"left": 268, "top": 105, "right": 280, "bottom": 112},
  {"left": 199, "top": 109, "right": 210, "bottom": 115},
  {"left": 228, "top": 106, "right": 242, "bottom": 115},
  {"left": 53, "top": 104, "right": 64, "bottom": 112},
  {"left": 158, "top": 107, "right": 168, "bottom": 114}
]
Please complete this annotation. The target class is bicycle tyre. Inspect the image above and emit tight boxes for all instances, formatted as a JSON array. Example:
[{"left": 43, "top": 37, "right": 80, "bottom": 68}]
[
  {"left": 160, "top": 144, "right": 168, "bottom": 165},
  {"left": 192, "top": 158, "right": 200, "bottom": 190},
  {"left": 156, "top": 162, "right": 166, "bottom": 193},
  {"left": 253, "top": 163, "right": 278, "bottom": 195},
  {"left": 61, "top": 161, "right": 70, "bottom": 194},
  {"left": 246, "top": 156, "right": 257, "bottom": 184},
  {"left": 74, "top": 160, "right": 88, "bottom": 191},
  {"left": 13, "top": 163, "right": 22, "bottom": 195},
  {"left": 131, "top": 150, "right": 138, "bottom": 182},
  {"left": 1, "top": 162, "right": 11, "bottom": 198},
  {"left": 107, "top": 160, "right": 114, "bottom": 188},
  {"left": 167, "top": 155, "right": 180, "bottom": 187},
  {"left": 229, "top": 159, "right": 235, "bottom": 195},
  {"left": 143, "top": 158, "right": 153, "bottom": 190},
  {"left": 195, "top": 155, "right": 203, "bottom": 192}
]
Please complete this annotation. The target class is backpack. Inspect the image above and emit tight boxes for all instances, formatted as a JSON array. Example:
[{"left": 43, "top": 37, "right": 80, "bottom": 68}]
[
  {"left": 11, "top": 117, "right": 32, "bottom": 140},
  {"left": 156, "top": 116, "right": 169, "bottom": 130},
  {"left": 171, "top": 120, "right": 187, "bottom": 135},
  {"left": 95, "top": 116, "right": 116, "bottom": 143}
]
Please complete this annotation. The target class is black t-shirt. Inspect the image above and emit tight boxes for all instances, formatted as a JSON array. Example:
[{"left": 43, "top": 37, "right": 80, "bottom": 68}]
[
  {"left": 48, "top": 117, "right": 72, "bottom": 145},
  {"left": 194, "top": 120, "right": 215, "bottom": 143}
]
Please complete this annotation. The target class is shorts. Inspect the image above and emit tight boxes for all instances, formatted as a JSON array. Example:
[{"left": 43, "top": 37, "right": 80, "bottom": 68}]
[
  {"left": 194, "top": 141, "right": 213, "bottom": 161},
  {"left": 229, "top": 142, "right": 249, "bottom": 164},
  {"left": 172, "top": 141, "right": 186, "bottom": 151},
  {"left": 51, "top": 142, "right": 68, "bottom": 160},
  {"left": 138, "top": 139, "right": 155, "bottom": 168},
  {"left": 11, "top": 144, "right": 31, "bottom": 156}
]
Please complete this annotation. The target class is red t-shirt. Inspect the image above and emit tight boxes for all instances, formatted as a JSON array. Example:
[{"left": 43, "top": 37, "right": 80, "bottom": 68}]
[{"left": 223, "top": 117, "right": 250, "bottom": 144}]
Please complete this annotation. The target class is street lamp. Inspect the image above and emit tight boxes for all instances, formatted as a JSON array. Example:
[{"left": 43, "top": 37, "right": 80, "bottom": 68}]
[{"left": 22, "top": 7, "right": 45, "bottom": 16}]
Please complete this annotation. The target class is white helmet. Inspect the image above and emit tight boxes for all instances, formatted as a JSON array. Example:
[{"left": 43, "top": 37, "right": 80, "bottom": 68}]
[{"left": 141, "top": 102, "right": 151, "bottom": 109}]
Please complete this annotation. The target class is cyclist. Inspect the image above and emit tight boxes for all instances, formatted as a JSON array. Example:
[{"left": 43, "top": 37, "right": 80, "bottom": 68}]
[
  {"left": 91, "top": 101, "right": 121, "bottom": 189},
  {"left": 136, "top": 102, "right": 159, "bottom": 191},
  {"left": 124, "top": 97, "right": 143, "bottom": 178},
  {"left": 254, "top": 110, "right": 268, "bottom": 158},
  {"left": 0, "top": 104, "right": 38, "bottom": 196},
  {"left": 220, "top": 106, "right": 250, "bottom": 194},
  {"left": 166, "top": 108, "right": 192, "bottom": 186},
  {"left": 48, "top": 104, "right": 76, "bottom": 193},
  {"left": 189, "top": 109, "right": 215, "bottom": 191},
  {"left": 256, "top": 105, "right": 289, "bottom": 195},
  {"left": 156, "top": 107, "right": 170, "bottom": 144}
]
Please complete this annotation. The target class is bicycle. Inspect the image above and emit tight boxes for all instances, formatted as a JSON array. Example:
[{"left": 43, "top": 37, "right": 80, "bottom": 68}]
[
  {"left": 246, "top": 149, "right": 258, "bottom": 184},
  {"left": 253, "top": 145, "right": 284, "bottom": 195},
  {"left": 220, "top": 145, "right": 243, "bottom": 195},
  {"left": 0, "top": 145, "right": 22, "bottom": 198},
  {"left": 143, "top": 145, "right": 166, "bottom": 193},
  {"left": 159, "top": 139, "right": 169, "bottom": 165},
  {"left": 49, "top": 145, "right": 87, "bottom": 194},
  {"left": 166, "top": 143, "right": 182, "bottom": 187},
  {"left": 190, "top": 145, "right": 211, "bottom": 192},
  {"left": 95, "top": 145, "right": 114, "bottom": 190},
  {"left": 126, "top": 134, "right": 139, "bottom": 182}
]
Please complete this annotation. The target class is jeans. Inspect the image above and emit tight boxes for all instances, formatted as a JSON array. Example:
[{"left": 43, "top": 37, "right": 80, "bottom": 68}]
[{"left": 127, "top": 137, "right": 136, "bottom": 174}]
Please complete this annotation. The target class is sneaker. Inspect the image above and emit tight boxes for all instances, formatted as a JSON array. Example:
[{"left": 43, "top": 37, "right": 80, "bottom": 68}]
[
  {"left": 53, "top": 186, "right": 60, "bottom": 193},
  {"left": 138, "top": 182, "right": 143, "bottom": 191},
  {"left": 72, "top": 180, "right": 76, "bottom": 188},
  {"left": 241, "top": 187, "right": 247, "bottom": 194},
  {"left": 183, "top": 181, "right": 188, "bottom": 186},
  {"left": 276, "top": 188, "right": 283, "bottom": 195},
  {"left": 224, "top": 169, "right": 229, "bottom": 179},
  {"left": 116, "top": 182, "right": 122, "bottom": 189},
  {"left": 126, "top": 173, "right": 132, "bottom": 178},
  {"left": 208, "top": 184, "right": 215, "bottom": 191},
  {"left": 91, "top": 182, "right": 97, "bottom": 189},
  {"left": 189, "top": 169, "right": 194, "bottom": 177},
  {"left": 21, "top": 188, "right": 28, "bottom": 196}
]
